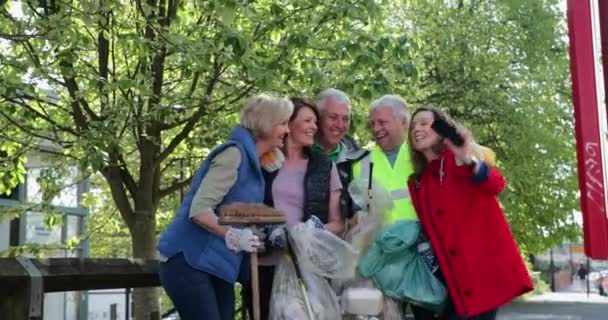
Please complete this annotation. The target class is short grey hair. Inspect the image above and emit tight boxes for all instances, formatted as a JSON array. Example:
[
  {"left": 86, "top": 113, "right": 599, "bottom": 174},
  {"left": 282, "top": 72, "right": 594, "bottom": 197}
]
[
  {"left": 369, "top": 95, "right": 410, "bottom": 122},
  {"left": 316, "top": 88, "right": 352, "bottom": 113},
  {"left": 240, "top": 94, "right": 293, "bottom": 138}
]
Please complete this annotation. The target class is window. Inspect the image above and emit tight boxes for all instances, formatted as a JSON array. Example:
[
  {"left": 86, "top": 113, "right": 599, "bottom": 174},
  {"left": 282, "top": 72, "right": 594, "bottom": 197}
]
[{"left": 26, "top": 167, "right": 79, "bottom": 208}]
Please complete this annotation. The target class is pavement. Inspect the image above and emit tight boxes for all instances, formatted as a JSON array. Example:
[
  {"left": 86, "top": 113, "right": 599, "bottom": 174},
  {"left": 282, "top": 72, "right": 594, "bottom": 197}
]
[
  {"left": 523, "top": 291, "right": 608, "bottom": 304},
  {"left": 497, "top": 291, "right": 608, "bottom": 320}
]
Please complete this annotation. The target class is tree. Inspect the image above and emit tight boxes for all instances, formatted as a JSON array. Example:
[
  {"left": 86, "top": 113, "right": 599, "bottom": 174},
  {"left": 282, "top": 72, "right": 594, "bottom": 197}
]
[
  {"left": 0, "top": 0, "right": 414, "bottom": 318},
  {"left": 392, "top": 0, "right": 580, "bottom": 253},
  {"left": 1, "top": 0, "right": 581, "bottom": 317}
]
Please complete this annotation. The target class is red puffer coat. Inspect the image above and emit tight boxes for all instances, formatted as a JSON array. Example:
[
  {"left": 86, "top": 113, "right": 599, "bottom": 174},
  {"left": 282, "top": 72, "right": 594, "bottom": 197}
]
[{"left": 408, "top": 149, "right": 533, "bottom": 317}]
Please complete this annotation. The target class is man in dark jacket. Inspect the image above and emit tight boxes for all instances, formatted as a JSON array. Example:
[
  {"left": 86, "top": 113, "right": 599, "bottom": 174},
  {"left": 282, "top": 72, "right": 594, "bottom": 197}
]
[{"left": 313, "top": 88, "right": 368, "bottom": 222}]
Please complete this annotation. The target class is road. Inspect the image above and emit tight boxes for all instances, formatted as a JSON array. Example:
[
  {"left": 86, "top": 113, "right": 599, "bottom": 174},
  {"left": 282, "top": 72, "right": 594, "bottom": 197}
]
[{"left": 497, "top": 292, "right": 608, "bottom": 320}]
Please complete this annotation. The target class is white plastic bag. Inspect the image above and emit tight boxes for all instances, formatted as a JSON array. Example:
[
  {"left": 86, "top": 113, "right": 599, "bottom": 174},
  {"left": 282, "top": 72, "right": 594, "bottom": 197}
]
[
  {"left": 348, "top": 177, "right": 394, "bottom": 216},
  {"left": 339, "top": 179, "right": 408, "bottom": 320},
  {"left": 340, "top": 286, "right": 383, "bottom": 316},
  {"left": 269, "top": 256, "right": 308, "bottom": 320},
  {"left": 269, "top": 255, "right": 341, "bottom": 320},
  {"left": 339, "top": 280, "right": 405, "bottom": 320},
  {"left": 345, "top": 178, "right": 394, "bottom": 256},
  {"left": 288, "top": 223, "right": 359, "bottom": 279},
  {"left": 382, "top": 296, "right": 405, "bottom": 320}
]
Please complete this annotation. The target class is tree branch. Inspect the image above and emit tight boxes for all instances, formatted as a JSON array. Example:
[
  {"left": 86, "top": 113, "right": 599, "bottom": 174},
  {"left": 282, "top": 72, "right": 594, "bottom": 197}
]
[
  {"left": 4, "top": 95, "right": 79, "bottom": 136},
  {"left": 98, "top": 1, "right": 111, "bottom": 117},
  {"left": 159, "top": 176, "right": 193, "bottom": 199},
  {"left": 0, "top": 110, "right": 63, "bottom": 143},
  {"left": 116, "top": 152, "right": 138, "bottom": 199},
  {"left": 156, "top": 56, "right": 224, "bottom": 164},
  {"left": 187, "top": 71, "right": 201, "bottom": 98},
  {"left": 59, "top": 62, "right": 91, "bottom": 132},
  {"left": 157, "top": 104, "right": 208, "bottom": 165},
  {"left": 100, "top": 165, "right": 136, "bottom": 229}
]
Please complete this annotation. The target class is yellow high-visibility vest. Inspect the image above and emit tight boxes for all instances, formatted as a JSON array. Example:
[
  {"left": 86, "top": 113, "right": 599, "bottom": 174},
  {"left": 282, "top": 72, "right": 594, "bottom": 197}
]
[{"left": 353, "top": 144, "right": 417, "bottom": 224}]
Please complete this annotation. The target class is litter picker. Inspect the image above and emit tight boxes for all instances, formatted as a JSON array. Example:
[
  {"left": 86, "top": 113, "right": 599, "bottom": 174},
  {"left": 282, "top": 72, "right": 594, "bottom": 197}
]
[
  {"left": 219, "top": 202, "right": 286, "bottom": 320},
  {"left": 284, "top": 228, "right": 315, "bottom": 320}
]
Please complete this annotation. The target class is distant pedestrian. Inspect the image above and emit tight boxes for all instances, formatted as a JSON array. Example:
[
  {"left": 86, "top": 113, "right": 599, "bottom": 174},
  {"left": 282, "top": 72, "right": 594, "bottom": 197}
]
[{"left": 576, "top": 264, "right": 588, "bottom": 280}]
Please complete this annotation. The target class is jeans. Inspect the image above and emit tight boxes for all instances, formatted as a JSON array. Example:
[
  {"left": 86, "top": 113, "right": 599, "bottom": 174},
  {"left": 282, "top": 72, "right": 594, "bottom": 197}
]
[{"left": 159, "top": 253, "right": 235, "bottom": 320}]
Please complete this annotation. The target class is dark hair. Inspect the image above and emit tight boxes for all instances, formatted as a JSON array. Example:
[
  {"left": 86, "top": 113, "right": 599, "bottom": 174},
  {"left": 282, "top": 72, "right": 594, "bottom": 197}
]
[
  {"left": 289, "top": 97, "right": 320, "bottom": 122},
  {"left": 408, "top": 106, "right": 461, "bottom": 181},
  {"left": 287, "top": 97, "right": 320, "bottom": 156}
]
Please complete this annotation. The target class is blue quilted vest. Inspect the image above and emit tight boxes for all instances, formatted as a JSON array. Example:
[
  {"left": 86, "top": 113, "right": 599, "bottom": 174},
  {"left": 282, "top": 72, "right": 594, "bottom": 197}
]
[{"left": 158, "top": 125, "right": 264, "bottom": 284}]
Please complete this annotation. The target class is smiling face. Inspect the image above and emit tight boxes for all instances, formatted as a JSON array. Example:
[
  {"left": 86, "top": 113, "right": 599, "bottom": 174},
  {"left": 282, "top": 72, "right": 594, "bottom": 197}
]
[
  {"left": 318, "top": 99, "right": 350, "bottom": 150},
  {"left": 410, "top": 110, "right": 441, "bottom": 153},
  {"left": 268, "top": 119, "right": 290, "bottom": 148},
  {"left": 288, "top": 106, "right": 318, "bottom": 148},
  {"left": 370, "top": 107, "right": 408, "bottom": 151}
]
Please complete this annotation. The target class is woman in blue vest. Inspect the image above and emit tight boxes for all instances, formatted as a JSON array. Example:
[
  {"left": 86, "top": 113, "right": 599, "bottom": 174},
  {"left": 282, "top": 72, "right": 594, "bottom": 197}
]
[
  {"left": 244, "top": 97, "right": 344, "bottom": 319},
  {"left": 157, "top": 94, "right": 293, "bottom": 320}
]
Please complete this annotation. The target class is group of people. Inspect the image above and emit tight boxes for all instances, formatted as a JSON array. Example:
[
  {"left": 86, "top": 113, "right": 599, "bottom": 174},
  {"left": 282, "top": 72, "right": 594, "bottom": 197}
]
[{"left": 157, "top": 89, "right": 534, "bottom": 320}]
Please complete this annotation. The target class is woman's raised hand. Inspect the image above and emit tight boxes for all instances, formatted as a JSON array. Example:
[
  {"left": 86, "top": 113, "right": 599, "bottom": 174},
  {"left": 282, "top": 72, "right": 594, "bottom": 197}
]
[{"left": 444, "top": 127, "right": 473, "bottom": 164}]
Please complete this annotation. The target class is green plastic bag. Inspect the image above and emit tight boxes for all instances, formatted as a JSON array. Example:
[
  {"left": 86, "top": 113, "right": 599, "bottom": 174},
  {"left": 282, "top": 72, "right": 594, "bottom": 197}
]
[{"left": 358, "top": 221, "right": 447, "bottom": 312}]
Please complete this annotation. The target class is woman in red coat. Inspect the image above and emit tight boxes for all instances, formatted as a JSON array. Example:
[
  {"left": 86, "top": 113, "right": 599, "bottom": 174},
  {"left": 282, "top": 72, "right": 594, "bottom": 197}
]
[{"left": 407, "top": 107, "right": 533, "bottom": 319}]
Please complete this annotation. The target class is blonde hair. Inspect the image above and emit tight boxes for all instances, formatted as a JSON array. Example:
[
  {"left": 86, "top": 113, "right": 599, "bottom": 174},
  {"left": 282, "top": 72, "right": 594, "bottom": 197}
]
[{"left": 240, "top": 94, "right": 293, "bottom": 138}]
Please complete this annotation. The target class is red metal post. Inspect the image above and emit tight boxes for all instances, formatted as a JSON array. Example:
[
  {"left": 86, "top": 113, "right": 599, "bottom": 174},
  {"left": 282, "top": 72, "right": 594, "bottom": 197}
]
[
  {"left": 599, "top": 0, "right": 608, "bottom": 103},
  {"left": 567, "top": 0, "right": 608, "bottom": 259}
]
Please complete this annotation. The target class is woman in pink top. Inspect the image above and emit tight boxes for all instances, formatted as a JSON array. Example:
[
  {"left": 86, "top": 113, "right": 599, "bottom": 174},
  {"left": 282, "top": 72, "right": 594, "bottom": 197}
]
[{"left": 244, "top": 97, "right": 343, "bottom": 319}]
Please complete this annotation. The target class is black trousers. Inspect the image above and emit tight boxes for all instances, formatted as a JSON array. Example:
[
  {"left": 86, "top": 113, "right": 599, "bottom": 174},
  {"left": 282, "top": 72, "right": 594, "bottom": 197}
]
[
  {"left": 405, "top": 269, "right": 498, "bottom": 320},
  {"left": 405, "top": 298, "right": 497, "bottom": 320},
  {"left": 243, "top": 265, "right": 276, "bottom": 320}
]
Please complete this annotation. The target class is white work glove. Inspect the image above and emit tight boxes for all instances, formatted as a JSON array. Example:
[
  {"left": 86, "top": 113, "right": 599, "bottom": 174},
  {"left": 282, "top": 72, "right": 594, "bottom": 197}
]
[
  {"left": 266, "top": 224, "right": 287, "bottom": 249},
  {"left": 251, "top": 227, "right": 267, "bottom": 253},
  {"left": 225, "top": 227, "right": 262, "bottom": 253},
  {"left": 305, "top": 215, "right": 325, "bottom": 230}
]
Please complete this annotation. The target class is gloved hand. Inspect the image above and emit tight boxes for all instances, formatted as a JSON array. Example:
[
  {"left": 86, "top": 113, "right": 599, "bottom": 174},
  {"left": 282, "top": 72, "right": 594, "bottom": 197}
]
[
  {"left": 251, "top": 227, "right": 267, "bottom": 253},
  {"left": 305, "top": 215, "right": 325, "bottom": 230},
  {"left": 225, "top": 227, "right": 262, "bottom": 253},
  {"left": 265, "top": 224, "right": 287, "bottom": 249}
]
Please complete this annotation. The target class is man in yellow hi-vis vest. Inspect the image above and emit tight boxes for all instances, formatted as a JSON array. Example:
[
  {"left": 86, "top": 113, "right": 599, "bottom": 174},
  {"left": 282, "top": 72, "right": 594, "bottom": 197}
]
[{"left": 353, "top": 95, "right": 417, "bottom": 224}]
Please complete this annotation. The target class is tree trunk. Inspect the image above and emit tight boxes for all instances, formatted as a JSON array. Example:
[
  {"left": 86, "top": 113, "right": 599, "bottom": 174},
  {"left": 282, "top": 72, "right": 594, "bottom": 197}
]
[{"left": 131, "top": 210, "right": 160, "bottom": 320}]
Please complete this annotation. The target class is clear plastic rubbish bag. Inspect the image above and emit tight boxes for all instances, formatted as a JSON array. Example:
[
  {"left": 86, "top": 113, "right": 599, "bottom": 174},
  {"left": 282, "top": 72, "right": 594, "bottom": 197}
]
[
  {"left": 345, "top": 209, "right": 382, "bottom": 259},
  {"left": 382, "top": 296, "right": 405, "bottom": 320},
  {"left": 348, "top": 178, "right": 394, "bottom": 215},
  {"left": 345, "top": 178, "right": 394, "bottom": 257},
  {"left": 269, "top": 255, "right": 308, "bottom": 320},
  {"left": 269, "top": 254, "right": 341, "bottom": 320},
  {"left": 288, "top": 223, "right": 359, "bottom": 279}
]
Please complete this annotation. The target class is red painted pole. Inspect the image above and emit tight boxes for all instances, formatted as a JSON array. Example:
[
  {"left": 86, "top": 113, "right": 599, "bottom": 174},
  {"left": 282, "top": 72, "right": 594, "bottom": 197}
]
[
  {"left": 567, "top": 0, "right": 608, "bottom": 259},
  {"left": 599, "top": 0, "right": 608, "bottom": 104}
]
